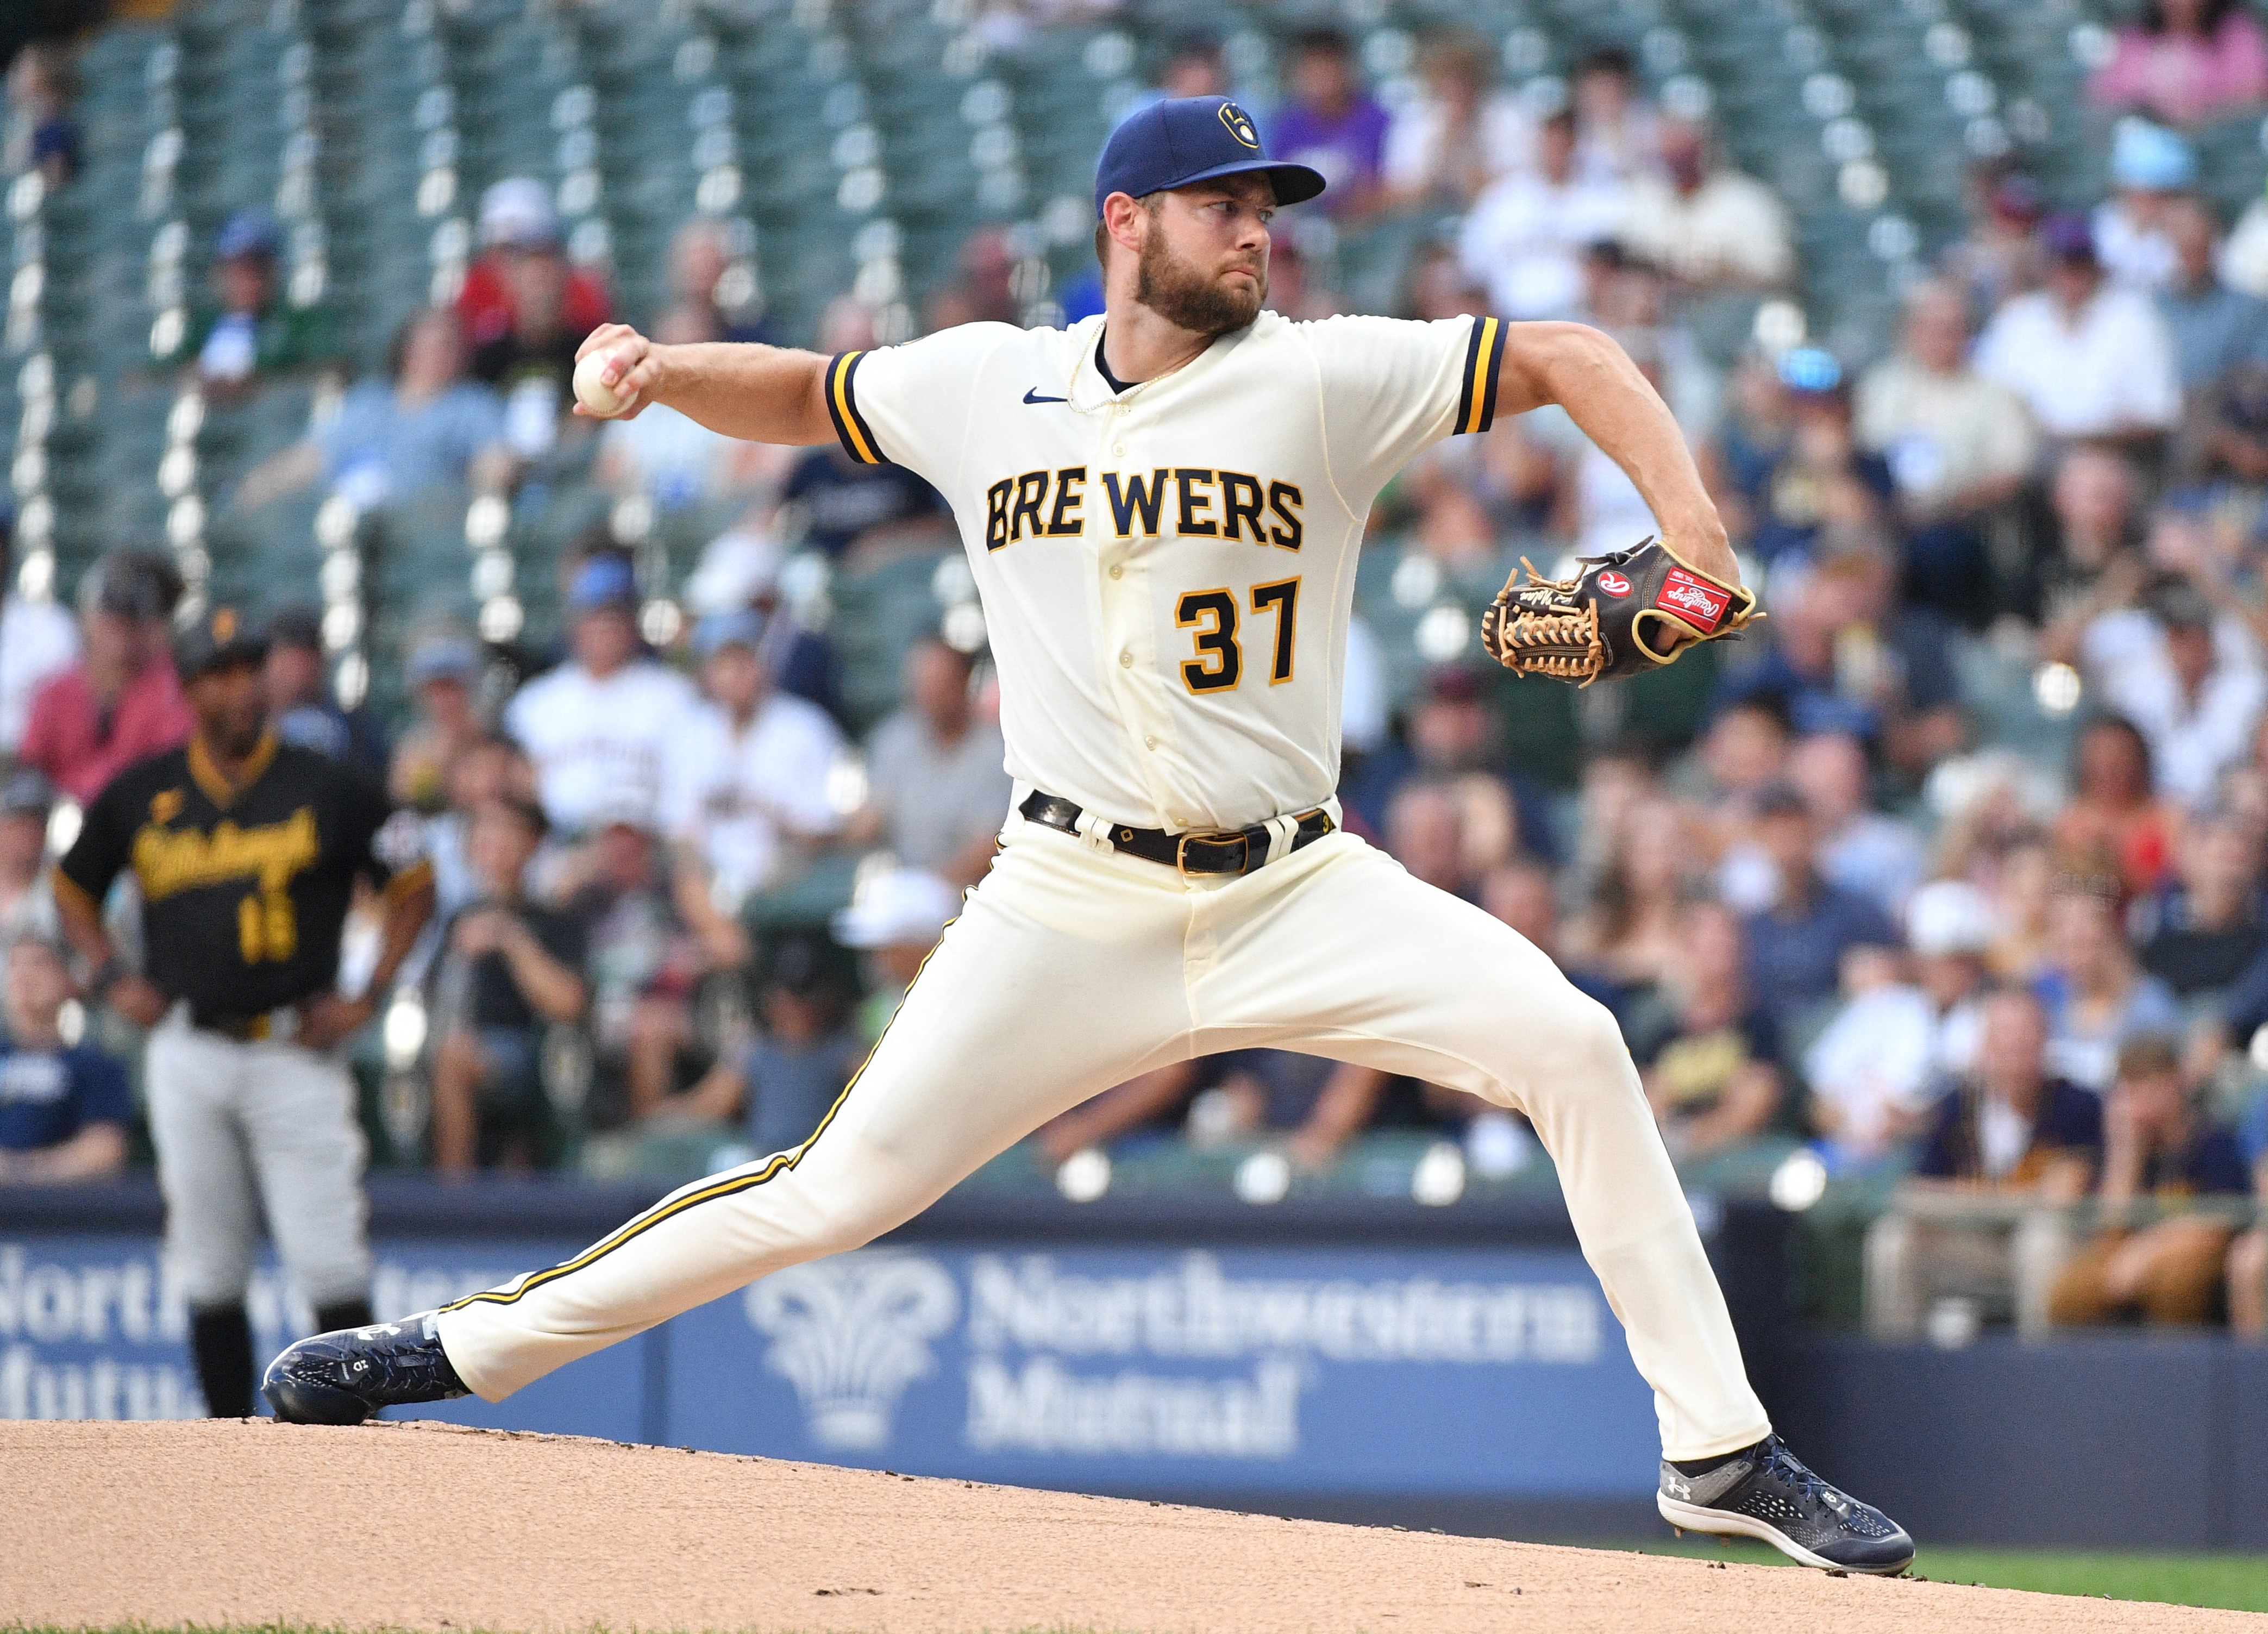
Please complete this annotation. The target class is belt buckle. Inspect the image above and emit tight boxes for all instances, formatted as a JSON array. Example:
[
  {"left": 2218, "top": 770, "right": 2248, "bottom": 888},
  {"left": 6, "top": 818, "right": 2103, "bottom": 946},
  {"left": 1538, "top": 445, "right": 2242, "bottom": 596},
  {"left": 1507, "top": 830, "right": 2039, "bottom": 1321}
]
[
  {"left": 1175, "top": 829, "right": 1250, "bottom": 880},
  {"left": 220, "top": 1008, "right": 295, "bottom": 1043}
]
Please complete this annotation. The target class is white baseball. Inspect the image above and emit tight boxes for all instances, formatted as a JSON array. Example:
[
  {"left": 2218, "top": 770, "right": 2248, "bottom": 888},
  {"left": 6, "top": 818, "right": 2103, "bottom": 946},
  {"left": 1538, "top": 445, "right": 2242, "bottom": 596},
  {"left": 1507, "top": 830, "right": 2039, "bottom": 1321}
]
[{"left": 573, "top": 348, "right": 634, "bottom": 416}]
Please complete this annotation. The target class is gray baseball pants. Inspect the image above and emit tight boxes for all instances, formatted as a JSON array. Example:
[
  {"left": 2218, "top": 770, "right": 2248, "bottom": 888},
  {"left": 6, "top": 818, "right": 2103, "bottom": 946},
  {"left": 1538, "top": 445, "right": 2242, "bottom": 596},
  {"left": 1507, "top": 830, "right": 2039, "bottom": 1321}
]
[{"left": 144, "top": 1006, "right": 373, "bottom": 1309}]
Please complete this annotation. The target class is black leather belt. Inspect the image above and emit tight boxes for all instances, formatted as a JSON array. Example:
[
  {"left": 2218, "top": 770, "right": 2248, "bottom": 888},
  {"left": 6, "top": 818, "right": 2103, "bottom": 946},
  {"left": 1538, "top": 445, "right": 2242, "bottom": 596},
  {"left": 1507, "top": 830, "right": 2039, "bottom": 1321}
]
[
  {"left": 1019, "top": 790, "right": 1335, "bottom": 877},
  {"left": 189, "top": 1003, "right": 299, "bottom": 1042}
]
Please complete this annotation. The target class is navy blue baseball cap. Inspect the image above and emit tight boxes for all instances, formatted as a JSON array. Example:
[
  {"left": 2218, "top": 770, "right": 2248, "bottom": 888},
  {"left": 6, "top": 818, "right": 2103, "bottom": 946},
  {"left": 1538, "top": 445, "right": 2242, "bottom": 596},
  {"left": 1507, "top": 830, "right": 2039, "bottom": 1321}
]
[{"left": 1093, "top": 97, "right": 1326, "bottom": 217}]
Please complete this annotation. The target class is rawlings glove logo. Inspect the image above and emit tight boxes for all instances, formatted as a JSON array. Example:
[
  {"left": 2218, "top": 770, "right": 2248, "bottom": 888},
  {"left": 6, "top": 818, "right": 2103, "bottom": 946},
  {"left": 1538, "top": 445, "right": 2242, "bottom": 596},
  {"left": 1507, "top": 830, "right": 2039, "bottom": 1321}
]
[
  {"left": 1659, "top": 568, "right": 1730, "bottom": 631},
  {"left": 1596, "top": 571, "right": 1632, "bottom": 597}
]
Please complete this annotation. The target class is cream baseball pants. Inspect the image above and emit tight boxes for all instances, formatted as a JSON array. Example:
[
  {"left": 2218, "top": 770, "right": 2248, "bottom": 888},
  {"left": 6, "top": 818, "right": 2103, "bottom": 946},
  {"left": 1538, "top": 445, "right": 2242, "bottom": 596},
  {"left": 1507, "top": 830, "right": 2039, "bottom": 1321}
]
[{"left": 437, "top": 818, "right": 1771, "bottom": 1460}]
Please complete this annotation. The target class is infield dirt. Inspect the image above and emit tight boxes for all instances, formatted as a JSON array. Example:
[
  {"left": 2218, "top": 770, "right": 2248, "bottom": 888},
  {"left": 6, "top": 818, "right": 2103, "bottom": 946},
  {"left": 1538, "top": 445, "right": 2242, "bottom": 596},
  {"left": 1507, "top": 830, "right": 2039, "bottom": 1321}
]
[{"left": 2, "top": 1419, "right": 2247, "bottom": 1632}]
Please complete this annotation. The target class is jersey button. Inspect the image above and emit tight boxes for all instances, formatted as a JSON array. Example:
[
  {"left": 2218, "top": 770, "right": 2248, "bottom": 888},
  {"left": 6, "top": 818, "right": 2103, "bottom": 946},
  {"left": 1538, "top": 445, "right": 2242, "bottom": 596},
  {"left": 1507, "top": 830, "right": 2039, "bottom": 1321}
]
[
  {"left": 1118, "top": 650, "right": 1133, "bottom": 668},
  {"left": 1112, "top": 443, "right": 1126, "bottom": 456},
  {"left": 1144, "top": 736, "right": 1157, "bottom": 749},
  {"left": 1108, "top": 565, "right": 1123, "bottom": 580}
]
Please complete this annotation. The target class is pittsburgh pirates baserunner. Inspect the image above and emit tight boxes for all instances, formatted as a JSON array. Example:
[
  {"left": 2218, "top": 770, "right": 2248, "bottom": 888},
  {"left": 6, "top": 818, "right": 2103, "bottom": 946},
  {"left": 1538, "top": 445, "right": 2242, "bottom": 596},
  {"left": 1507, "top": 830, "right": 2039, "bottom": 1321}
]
[
  {"left": 265, "top": 97, "right": 1913, "bottom": 1574},
  {"left": 55, "top": 606, "right": 436, "bottom": 1417}
]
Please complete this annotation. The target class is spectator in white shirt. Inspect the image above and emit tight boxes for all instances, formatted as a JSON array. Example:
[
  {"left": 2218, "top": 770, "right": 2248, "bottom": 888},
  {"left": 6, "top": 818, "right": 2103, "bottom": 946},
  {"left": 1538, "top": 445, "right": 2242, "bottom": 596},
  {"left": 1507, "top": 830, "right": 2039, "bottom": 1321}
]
[
  {"left": 848, "top": 637, "right": 1012, "bottom": 890},
  {"left": 0, "top": 516, "right": 78, "bottom": 759},
  {"left": 1805, "top": 944, "right": 1940, "bottom": 1173},
  {"left": 2092, "top": 118, "right": 2195, "bottom": 293},
  {"left": 2085, "top": 578, "right": 2267, "bottom": 809},
  {"left": 503, "top": 553, "right": 697, "bottom": 836},
  {"left": 664, "top": 609, "right": 845, "bottom": 931},
  {"left": 1457, "top": 111, "right": 1627, "bottom": 321},
  {"left": 1855, "top": 278, "right": 2040, "bottom": 612},
  {"left": 1619, "top": 116, "right": 1793, "bottom": 292},
  {"left": 1859, "top": 280, "right": 2040, "bottom": 516},
  {"left": 1907, "top": 879, "right": 2000, "bottom": 1081},
  {"left": 1975, "top": 211, "right": 2183, "bottom": 445}
]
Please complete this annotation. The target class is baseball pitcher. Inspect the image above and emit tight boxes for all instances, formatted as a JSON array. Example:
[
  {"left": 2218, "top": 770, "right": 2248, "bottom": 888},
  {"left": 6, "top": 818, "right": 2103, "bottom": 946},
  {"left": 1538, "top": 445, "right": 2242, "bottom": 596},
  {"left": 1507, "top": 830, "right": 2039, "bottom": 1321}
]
[{"left": 265, "top": 98, "right": 1908, "bottom": 1573}]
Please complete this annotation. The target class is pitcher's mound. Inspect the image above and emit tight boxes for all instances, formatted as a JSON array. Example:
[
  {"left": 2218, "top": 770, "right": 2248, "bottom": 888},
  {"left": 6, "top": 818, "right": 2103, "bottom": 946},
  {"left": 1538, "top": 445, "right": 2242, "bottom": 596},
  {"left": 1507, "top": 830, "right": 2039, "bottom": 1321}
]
[{"left": 1, "top": 1419, "right": 2240, "bottom": 1632}]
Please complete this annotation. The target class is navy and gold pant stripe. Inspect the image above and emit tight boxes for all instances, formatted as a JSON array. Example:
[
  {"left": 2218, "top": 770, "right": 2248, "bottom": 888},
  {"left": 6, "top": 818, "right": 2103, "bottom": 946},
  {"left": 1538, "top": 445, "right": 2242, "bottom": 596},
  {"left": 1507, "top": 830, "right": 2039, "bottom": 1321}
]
[
  {"left": 437, "top": 926, "right": 951, "bottom": 1315},
  {"left": 825, "top": 349, "right": 885, "bottom": 465},
  {"left": 1456, "top": 314, "right": 1507, "bottom": 436}
]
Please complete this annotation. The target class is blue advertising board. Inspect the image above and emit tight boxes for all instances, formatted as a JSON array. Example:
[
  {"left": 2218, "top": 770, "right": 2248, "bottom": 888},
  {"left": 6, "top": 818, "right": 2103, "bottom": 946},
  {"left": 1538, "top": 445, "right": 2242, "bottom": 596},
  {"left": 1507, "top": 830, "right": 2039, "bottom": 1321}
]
[
  {"left": 669, "top": 1245, "right": 1659, "bottom": 1495},
  {"left": 0, "top": 1235, "right": 648, "bottom": 1441},
  {"left": 0, "top": 1234, "right": 1659, "bottom": 1499}
]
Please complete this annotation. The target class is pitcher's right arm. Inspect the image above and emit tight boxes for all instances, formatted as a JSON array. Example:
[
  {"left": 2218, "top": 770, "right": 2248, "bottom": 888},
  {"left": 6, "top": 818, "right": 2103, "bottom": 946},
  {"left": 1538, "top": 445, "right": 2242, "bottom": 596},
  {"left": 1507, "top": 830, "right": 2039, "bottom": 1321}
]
[{"left": 574, "top": 324, "right": 837, "bottom": 445}]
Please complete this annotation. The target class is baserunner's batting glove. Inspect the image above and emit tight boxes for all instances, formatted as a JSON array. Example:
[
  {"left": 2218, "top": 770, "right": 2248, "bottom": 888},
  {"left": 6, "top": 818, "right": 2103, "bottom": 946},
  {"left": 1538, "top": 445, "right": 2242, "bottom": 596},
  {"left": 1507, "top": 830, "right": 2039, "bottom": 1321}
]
[{"left": 1478, "top": 535, "right": 1762, "bottom": 686}]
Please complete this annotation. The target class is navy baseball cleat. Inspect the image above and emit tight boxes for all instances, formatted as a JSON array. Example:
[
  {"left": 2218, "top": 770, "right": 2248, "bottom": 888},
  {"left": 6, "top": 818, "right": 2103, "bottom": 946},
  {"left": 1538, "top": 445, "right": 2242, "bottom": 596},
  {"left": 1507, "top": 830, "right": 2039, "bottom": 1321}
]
[
  {"left": 1656, "top": 1435, "right": 1914, "bottom": 1574},
  {"left": 261, "top": 1311, "right": 470, "bottom": 1425}
]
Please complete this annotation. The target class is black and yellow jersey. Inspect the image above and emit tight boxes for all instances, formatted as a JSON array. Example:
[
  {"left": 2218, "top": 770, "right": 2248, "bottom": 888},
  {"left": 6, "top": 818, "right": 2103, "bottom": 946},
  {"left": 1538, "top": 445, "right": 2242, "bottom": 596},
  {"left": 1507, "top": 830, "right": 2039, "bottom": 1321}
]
[{"left": 56, "top": 730, "right": 431, "bottom": 1017}]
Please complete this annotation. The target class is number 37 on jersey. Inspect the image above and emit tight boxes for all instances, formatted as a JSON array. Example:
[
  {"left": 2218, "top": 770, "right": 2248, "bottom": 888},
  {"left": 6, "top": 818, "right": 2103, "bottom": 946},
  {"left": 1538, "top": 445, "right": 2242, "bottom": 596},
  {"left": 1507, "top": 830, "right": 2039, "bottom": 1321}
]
[{"left": 985, "top": 461, "right": 1305, "bottom": 698}]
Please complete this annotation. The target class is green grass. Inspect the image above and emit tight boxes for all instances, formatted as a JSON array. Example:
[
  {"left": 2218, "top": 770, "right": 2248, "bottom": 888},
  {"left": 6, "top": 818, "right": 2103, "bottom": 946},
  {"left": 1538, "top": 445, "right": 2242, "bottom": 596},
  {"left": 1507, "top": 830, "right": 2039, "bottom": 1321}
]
[
  {"left": 17, "top": 1554, "right": 2268, "bottom": 1630},
  {"left": 1603, "top": 1538, "right": 2268, "bottom": 1612}
]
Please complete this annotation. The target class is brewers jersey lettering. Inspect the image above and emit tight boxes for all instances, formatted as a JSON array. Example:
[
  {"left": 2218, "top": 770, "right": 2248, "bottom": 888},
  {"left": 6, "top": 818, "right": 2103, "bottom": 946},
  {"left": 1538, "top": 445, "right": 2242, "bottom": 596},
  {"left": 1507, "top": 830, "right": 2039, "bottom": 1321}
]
[
  {"left": 823, "top": 310, "right": 1506, "bottom": 831},
  {"left": 58, "top": 731, "right": 430, "bottom": 1016}
]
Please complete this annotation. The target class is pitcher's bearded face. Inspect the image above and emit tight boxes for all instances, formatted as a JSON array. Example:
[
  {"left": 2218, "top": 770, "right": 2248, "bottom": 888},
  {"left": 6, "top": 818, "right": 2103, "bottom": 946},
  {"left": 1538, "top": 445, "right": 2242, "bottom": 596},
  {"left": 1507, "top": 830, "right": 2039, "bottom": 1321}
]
[
  {"left": 1136, "top": 221, "right": 1268, "bottom": 333},
  {"left": 1132, "top": 180, "right": 1275, "bottom": 335}
]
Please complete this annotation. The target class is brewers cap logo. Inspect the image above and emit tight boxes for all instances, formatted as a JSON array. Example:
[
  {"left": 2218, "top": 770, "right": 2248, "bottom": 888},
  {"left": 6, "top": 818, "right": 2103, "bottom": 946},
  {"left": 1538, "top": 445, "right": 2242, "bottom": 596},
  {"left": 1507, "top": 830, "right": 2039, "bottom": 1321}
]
[
  {"left": 212, "top": 607, "right": 237, "bottom": 641},
  {"left": 1219, "top": 101, "right": 1260, "bottom": 148}
]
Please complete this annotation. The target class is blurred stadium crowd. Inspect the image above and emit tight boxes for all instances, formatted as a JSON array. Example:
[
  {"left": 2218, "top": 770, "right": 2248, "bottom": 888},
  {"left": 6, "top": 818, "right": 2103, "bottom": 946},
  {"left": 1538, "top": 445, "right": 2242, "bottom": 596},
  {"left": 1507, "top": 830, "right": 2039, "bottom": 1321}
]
[{"left": 7, "top": 0, "right": 2268, "bottom": 1339}]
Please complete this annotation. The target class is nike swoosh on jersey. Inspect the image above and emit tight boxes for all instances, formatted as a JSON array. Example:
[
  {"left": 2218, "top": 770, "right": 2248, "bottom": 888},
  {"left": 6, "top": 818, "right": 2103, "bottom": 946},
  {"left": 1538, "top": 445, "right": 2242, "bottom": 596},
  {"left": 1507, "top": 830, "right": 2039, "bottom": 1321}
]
[{"left": 1022, "top": 388, "right": 1068, "bottom": 404}]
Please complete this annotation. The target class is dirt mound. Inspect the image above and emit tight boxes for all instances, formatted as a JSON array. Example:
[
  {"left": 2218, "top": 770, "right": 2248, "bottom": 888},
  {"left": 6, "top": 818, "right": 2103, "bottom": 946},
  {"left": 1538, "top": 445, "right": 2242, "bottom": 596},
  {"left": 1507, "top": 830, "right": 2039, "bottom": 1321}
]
[{"left": 1, "top": 1420, "right": 2241, "bottom": 1632}]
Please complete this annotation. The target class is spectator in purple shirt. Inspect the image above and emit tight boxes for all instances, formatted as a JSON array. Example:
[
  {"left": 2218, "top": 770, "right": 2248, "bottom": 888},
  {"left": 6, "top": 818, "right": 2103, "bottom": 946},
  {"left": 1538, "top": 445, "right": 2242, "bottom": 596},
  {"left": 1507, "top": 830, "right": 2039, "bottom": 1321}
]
[{"left": 1270, "top": 28, "right": 1390, "bottom": 222}]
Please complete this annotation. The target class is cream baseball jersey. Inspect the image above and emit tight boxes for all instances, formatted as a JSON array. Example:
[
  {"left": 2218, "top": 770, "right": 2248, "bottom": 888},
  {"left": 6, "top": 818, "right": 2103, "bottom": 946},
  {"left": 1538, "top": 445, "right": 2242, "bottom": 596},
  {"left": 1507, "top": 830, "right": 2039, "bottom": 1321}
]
[{"left": 824, "top": 309, "right": 1508, "bottom": 832}]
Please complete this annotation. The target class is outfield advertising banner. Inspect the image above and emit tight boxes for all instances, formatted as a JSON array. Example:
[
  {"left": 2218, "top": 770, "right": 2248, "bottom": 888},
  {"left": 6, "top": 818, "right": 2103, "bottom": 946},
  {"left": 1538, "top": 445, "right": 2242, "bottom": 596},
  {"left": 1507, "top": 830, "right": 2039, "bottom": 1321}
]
[
  {"left": 669, "top": 1244, "right": 1659, "bottom": 1495},
  {"left": 0, "top": 1235, "right": 647, "bottom": 1441},
  {"left": 0, "top": 1235, "right": 1658, "bottom": 1497}
]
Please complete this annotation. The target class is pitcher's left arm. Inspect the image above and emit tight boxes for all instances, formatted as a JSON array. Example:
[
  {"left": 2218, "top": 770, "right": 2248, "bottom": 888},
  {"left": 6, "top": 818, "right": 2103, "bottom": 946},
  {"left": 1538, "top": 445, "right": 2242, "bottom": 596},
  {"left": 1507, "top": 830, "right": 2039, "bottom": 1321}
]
[{"left": 1494, "top": 321, "right": 1738, "bottom": 586}]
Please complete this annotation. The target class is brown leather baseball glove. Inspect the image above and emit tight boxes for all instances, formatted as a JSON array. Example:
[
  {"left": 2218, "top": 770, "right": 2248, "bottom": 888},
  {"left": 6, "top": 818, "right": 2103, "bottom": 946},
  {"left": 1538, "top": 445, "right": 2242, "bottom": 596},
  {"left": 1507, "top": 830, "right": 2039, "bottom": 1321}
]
[{"left": 1478, "top": 536, "right": 1760, "bottom": 686}]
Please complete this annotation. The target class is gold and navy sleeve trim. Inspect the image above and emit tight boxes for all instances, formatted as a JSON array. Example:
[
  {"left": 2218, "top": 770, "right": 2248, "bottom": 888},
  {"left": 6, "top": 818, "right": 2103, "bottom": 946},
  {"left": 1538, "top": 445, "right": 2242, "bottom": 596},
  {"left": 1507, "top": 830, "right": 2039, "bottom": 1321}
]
[
  {"left": 824, "top": 349, "right": 885, "bottom": 465},
  {"left": 1455, "top": 315, "right": 1506, "bottom": 436}
]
